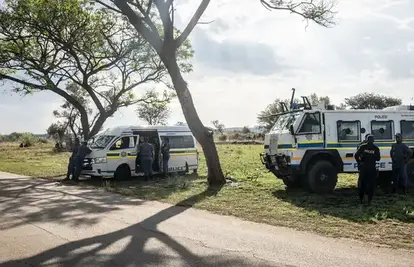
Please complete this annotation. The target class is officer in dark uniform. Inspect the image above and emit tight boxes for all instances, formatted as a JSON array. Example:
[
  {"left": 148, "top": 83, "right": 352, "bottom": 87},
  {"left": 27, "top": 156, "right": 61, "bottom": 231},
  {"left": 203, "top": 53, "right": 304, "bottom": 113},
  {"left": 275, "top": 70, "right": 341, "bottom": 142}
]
[
  {"left": 390, "top": 133, "right": 413, "bottom": 194},
  {"left": 65, "top": 138, "right": 80, "bottom": 180},
  {"left": 161, "top": 137, "right": 171, "bottom": 177},
  {"left": 354, "top": 134, "right": 381, "bottom": 205},
  {"left": 72, "top": 141, "right": 92, "bottom": 181},
  {"left": 138, "top": 137, "right": 154, "bottom": 181}
]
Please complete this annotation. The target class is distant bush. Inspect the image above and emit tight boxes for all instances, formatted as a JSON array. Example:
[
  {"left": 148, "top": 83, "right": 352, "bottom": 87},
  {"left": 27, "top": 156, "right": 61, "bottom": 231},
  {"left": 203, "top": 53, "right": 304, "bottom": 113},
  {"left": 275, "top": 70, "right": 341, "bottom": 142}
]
[
  {"left": 218, "top": 134, "right": 227, "bottom": 141},
  {"left": 39, "top": 138, "right": 49, "bottom": 144},
  {"left": 19, "top": 132, "right": 40, "bottom": 147}
]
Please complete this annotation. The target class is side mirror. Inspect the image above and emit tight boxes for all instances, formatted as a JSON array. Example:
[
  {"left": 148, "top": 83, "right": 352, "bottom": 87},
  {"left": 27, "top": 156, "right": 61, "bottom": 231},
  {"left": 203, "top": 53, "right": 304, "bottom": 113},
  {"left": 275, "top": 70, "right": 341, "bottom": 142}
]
[{"left": 289, "top": 125, "right": 295, "bottom": 136}]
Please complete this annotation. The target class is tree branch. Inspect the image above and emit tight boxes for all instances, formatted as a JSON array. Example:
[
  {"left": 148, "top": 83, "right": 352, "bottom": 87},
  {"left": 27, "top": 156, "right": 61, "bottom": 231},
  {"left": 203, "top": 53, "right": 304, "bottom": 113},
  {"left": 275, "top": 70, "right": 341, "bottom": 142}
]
[
  {"left": 112, "top": 0, "right": 163, "bottom": 54},
  {"left": 175, "top": 0, "right": 211, "bottom": 48},
  {"left": 260, "top": 0, "right": 336, "bottom": 27}
]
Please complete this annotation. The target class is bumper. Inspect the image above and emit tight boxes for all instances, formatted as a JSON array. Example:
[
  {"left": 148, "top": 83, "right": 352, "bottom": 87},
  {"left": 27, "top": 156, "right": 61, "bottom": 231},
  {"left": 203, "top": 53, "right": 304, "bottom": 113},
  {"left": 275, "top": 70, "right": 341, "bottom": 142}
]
[
  {"left": 81, "top": 161, "right": 112, "bottom": 178},
  {"left": 260, "top": 153, "right": 295, "bottom": 178}
]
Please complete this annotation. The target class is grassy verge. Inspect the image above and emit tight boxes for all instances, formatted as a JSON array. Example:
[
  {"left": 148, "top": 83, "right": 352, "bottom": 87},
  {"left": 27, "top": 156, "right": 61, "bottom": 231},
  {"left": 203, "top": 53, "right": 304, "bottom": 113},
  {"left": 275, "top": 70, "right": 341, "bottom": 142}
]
[
  {"left": 0, "top": 142, "right": 70, "bottom": 177},
  {"left": 1, "top": 142, "right": 413, "bottom": 249}
]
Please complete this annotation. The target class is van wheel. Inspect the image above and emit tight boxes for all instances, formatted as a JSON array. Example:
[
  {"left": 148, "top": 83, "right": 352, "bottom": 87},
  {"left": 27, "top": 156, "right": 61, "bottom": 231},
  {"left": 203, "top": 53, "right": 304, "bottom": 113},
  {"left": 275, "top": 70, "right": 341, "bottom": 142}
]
[
  {"left": 406, "top": 158, "right": 414, "bottom": 189},
  {"left": 306, "top": 161, "right": 337, "bottom": 194},
  {"left": 282, "top": 175, "right": 302, "bottom": 188},
  {"left": 114, "top": 164, "right": 131, "bottom": 181}
]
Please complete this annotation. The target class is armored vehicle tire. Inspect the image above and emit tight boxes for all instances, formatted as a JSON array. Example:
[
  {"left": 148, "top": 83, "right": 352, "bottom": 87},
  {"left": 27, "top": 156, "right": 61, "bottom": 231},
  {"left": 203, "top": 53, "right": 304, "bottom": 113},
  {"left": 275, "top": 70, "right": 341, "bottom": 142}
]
[
  {"left": 306, "top": 161, "right": 338, "bottom": 194},
  {"left": 114, "top": 164, "right": 131, "bottom": 181},
  {"left": 282, "top": 175, "right": 302, "bottom": 188},
  {"left": 406, "top": 158, "right": 414, "bottom": 189}
]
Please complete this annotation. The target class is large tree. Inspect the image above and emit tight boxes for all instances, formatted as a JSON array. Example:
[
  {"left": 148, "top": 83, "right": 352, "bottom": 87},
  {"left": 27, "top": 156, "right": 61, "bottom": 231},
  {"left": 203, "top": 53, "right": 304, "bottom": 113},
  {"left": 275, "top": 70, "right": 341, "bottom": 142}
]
[
  {"left": 136, "top": 89, "right": 175, "bottom": 125},
  {"left": 0, "top": 0, "right": 192, "bottom": 140},
  {"left": 344, "top": 93, "right": 402, "bottom": 110},
  {"left": 102, "top": 0, "right": 335, "bottom": 185}
]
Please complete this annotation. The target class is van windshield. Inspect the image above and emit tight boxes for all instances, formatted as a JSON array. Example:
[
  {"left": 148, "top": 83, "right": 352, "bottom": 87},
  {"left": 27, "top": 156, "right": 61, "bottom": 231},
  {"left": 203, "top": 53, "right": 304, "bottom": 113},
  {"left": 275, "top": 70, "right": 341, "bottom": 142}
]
[
  {"left": 271, "top": 112, "right": 301, "bottom": 132},
  {"left": 89, "top": 135, "right": 115, "bottom": 149}
]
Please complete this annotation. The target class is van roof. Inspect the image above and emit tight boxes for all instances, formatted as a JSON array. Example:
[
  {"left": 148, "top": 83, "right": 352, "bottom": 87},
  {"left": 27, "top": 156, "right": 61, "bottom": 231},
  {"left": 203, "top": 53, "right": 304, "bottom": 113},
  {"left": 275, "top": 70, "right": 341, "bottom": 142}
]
[{"left": 97, "top": 125, "right": 192, "bottom": 136}]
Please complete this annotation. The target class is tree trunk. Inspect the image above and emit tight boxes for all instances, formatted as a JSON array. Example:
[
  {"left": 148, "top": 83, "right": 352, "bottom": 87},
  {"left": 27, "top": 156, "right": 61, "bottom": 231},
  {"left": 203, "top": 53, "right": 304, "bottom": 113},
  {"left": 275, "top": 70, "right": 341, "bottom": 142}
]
[{"left": 165, "top": 58, "right": 225, "bottom": 185}]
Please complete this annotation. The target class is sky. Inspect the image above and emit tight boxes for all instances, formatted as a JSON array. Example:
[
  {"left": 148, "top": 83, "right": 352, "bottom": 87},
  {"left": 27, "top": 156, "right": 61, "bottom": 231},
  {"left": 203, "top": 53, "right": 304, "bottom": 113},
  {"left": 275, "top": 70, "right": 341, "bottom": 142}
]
[{"left": 1, "top": 0, "right": 414, "bottom": 134}]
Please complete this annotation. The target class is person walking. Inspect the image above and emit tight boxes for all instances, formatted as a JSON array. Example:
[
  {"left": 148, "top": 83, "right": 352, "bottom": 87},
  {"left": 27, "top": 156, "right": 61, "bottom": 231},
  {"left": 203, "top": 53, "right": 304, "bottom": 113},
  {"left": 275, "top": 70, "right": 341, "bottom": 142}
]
[
  {"left": 390, "top": 133, "right": 413, "bottom": 194},
  {"left": 64, "top": 138, "right": 80, "bottom": 180},
  {"left": 354, "top": 134, "right": 381, "bottom": 205},
  {"left": 139, "top": 137, "right": 154, "bottom": 181},
  {"left": 72, "top": 141, "right": 92, "bottom": 181},
  {"left": 161, "top": 138, "right": 171, "bottom": 177}
]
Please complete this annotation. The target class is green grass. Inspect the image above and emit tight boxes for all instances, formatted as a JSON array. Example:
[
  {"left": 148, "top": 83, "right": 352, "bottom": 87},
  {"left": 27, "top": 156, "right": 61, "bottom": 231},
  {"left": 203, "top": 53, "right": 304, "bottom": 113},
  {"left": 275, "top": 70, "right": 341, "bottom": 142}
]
[
  {"left": 0, "top": 142, "right": 70, "bottom": 177},
  {"left": 1, "top": 142, "right": 413, "bottom": 249}
]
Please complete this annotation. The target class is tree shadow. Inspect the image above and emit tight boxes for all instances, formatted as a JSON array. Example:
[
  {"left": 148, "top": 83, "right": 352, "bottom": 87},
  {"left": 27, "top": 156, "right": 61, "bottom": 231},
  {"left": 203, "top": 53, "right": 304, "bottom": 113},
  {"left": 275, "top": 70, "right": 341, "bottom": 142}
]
[
  {"left": 0, "top": 177, "right": 143, "bottom": 231},
  {"left": 0, "top": 180, "right": 286, "bottom": 266},
  {"left": 272, "top": 185, "right": 414, "bottom": 223}
]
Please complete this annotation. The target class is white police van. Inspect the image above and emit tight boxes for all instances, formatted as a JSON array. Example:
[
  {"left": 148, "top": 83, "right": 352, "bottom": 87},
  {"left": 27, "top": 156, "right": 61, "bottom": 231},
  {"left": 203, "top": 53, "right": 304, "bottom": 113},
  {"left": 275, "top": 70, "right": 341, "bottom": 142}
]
[
  {"left": 82, "top": 125, "right": 199, "bottom": 179},
  {"left": 260, "top": 90, "right": 414, "bottom": 194}
]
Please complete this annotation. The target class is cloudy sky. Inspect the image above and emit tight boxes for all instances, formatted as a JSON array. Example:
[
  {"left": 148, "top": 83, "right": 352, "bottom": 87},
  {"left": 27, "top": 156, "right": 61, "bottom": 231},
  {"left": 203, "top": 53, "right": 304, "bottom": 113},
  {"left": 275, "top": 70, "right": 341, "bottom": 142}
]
[{"left": 1, "top": 0, "right": 414, "bottom": 134}]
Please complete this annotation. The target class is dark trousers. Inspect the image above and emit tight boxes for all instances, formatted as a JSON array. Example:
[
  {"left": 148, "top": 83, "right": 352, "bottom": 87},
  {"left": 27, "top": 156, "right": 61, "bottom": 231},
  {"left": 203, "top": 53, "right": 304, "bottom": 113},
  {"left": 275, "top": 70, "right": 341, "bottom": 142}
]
[
  {"left": 66, "top": 156, "right": 75, "bottom": 179},
  {"left": 358, "top": 167, "right": 377, "bottom": 203},
  {"left": 140, "top": 158, "right": 153, "bottom": 179},
  {"left": 163, "top": 154, "right": 170, "bottom": 175},
  {"left": 392, "top": 164, "right": 408, "bottom": 192},
  {"left": 72, "top": 156, "right": 84, "bottom": 181}
]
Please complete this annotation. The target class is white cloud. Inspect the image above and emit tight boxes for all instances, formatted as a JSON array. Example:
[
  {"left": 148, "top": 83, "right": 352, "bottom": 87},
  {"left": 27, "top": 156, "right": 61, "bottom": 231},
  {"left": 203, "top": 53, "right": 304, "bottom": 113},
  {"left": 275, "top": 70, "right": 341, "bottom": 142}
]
[{"left": 2, "top": 0, "right": 414, "bottom": 133}]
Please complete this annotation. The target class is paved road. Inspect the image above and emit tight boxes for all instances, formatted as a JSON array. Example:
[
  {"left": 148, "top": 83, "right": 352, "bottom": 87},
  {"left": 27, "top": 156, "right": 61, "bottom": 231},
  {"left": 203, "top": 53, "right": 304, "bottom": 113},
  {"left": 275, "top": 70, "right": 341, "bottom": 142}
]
[{"left": 0, "top": 171, "right": 413, "bottom": 267}]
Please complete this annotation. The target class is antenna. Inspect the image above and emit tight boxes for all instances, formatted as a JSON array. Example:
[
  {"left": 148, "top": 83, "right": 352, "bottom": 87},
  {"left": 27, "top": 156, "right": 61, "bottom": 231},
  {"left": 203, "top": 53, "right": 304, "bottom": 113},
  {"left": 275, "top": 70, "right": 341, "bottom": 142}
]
[{"left": 290, "top": 88, "right": 295, "bottom": 110}]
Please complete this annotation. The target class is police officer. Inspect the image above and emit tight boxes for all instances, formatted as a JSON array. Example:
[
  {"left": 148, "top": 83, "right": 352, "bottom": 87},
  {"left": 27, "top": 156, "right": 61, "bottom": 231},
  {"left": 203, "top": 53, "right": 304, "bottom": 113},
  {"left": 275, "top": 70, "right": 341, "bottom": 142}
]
[
  {"left": 161, "top": 137, "right": 170, "bottom": 177},
  {"left": 354, "top": 134, "right": 381, "bottom": 205},
  {"left": 72, "top": 141, "right": 92, "bottom": 181},
  {"left": 139, "top": 137, "right": 154, "bottom": 181},
  {"left": 390, "top": 133, "right": 413, "bottom": 194},
  {"left": 65, "top": 137, "right": 80, "bottom": 180}
]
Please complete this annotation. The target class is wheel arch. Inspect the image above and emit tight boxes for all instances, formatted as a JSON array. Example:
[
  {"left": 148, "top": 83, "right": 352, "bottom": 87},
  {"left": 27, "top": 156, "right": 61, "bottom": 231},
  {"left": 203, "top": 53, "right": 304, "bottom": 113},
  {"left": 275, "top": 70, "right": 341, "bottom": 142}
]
[{"left": 300, "top": 149, "right": 343, "bottom": 173}]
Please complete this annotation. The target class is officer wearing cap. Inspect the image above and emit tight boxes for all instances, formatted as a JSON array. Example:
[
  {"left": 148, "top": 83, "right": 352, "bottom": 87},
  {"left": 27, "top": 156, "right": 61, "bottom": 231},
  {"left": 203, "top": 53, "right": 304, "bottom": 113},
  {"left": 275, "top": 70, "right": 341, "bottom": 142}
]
[
  {"left": 390, "top": 133, "right": 413, "bottom": 194},
  {"left": 355, "top": 134, "right": 381, "bottom": 205}
]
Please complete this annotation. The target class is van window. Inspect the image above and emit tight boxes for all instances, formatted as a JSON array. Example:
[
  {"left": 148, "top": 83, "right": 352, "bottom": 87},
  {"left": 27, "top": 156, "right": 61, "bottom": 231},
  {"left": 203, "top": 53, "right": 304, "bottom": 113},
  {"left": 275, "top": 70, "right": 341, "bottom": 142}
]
[
  {"left": 337, "top": 121, "right": 360, "bottom": 142},
  {"left": 400, "top": 121, "right": 414, "bottom": 140},
  {"left": 298, "top": 112, "right": 321, "bottom": 134},
  {"left": 371, "top": 121, "right": 393, "bottom": 140},
  {"left": 110, "top": 136, "right": 136, "bottom": 150},
  {"left": 162, "top": 135, "right": 195, "bottom": 149}
]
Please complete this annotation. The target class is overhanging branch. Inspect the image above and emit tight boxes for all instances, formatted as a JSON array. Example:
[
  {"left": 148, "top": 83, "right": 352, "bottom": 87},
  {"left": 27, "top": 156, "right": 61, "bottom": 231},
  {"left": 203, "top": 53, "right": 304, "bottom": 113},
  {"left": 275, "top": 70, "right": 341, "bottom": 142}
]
[{"left": 175, "top": 0, "right": 211, "bottom": 48}]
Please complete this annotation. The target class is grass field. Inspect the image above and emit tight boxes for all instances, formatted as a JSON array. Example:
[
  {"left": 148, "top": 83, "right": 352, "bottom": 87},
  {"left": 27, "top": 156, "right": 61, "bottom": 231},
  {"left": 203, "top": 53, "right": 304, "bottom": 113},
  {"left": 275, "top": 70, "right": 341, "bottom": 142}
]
[{"left": 1, "top": 141, "right": 413, "bottom": 249}]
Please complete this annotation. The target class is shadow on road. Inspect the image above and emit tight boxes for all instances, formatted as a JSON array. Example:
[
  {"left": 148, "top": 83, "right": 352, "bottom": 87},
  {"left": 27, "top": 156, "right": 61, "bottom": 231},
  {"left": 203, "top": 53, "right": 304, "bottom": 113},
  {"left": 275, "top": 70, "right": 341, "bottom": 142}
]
[
  {"left": 0, "top": 177, "right": 283, "bottom": 266},
  {"left": 272, "top": 186, "right": 414, "bottom": 223}
]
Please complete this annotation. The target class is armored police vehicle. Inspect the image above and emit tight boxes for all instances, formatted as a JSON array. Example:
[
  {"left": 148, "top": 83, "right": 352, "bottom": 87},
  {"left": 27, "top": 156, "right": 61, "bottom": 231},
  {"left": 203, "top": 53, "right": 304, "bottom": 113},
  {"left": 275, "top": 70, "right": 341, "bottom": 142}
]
[
  {"left": 81, "top": 125, "right": 199, "bottom": 179},
  {"left": 260, "top": 89, "right": 414, "bottom": 194}
]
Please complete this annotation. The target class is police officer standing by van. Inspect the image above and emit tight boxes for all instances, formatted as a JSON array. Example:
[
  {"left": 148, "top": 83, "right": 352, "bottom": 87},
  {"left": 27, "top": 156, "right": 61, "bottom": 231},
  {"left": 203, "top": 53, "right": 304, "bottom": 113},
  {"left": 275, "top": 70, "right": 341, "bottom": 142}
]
[
  {"left": 390, "top": 133, "right": 413, "bottom": 194},
  {"left": 72, "top": 141, "right": 92, "bottom": 181},
  {"left": 65, "top": 137, "right": 80, "bottom": 180},
  {"left": 139, "top": 137, "right": 154, "bottom": 181},
  {"left": 354, "top": 134, "right": 381, "bottom": 205}
]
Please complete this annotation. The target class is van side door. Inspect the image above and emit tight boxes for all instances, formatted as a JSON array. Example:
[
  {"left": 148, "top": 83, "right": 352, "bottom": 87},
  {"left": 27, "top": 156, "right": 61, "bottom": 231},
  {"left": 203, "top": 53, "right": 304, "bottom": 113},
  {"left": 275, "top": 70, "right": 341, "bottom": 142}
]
[{"left": 108, "top": 135, "right": 139, "bottom": 174}]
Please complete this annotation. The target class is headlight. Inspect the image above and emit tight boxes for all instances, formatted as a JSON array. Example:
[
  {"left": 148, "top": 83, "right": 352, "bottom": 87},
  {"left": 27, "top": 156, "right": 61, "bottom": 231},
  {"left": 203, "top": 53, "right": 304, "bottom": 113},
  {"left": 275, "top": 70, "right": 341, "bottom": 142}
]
[{"left": 93, "top": 157, "right": 107, "bottom": 164}]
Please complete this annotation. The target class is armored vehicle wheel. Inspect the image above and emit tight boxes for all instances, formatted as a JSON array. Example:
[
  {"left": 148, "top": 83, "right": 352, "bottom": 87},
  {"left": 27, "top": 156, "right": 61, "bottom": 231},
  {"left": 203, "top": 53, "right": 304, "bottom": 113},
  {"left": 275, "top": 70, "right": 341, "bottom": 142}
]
[{"left": 306, "top": 161, "right": 338, "bottom": 194}]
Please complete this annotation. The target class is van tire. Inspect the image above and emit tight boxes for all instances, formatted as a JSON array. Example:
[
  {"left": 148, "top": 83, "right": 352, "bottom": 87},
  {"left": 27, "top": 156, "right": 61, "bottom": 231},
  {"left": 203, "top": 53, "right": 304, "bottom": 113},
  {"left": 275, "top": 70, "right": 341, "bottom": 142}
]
[
  {"left": 306, "top": 161, "right": 337, "bottom": 194},
  {"left": 406, "top": 158, "right": 414, "bottom": 189},
  {"left": 282, "top": 175, "right": 302, "bottom": 188},
  {"left": 114, "top": 164, "right": 131, "bottom": 181}
]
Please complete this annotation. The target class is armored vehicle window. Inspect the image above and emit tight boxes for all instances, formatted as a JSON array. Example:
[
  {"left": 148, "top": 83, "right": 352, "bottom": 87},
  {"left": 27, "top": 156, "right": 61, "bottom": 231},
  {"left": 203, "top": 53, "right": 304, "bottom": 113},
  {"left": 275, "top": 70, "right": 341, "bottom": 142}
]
[
  {"left": 298, "top": 112, "right": 321, "bottom": 134},
  {"left": 400, "top": 121, "right": 414, "bottom": 140},
  {"left": 337, "top": 121, "right": 360, "bottom": 142},
  {"left": 371, "top": 121, "right": 393, "bottom": 141}
]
